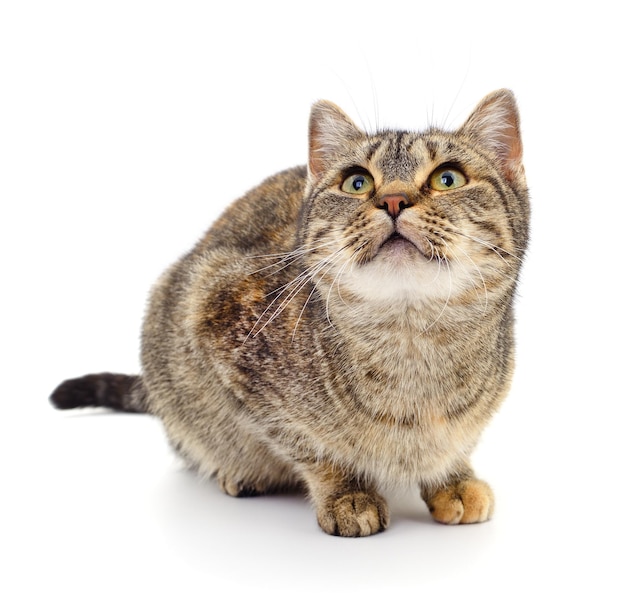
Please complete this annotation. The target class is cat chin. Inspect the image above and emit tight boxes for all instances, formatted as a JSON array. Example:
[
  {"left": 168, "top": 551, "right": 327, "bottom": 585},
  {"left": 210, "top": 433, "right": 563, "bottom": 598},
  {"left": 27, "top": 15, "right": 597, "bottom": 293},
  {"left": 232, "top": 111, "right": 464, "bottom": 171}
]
[{"left": 338, "top": 255, "right": 463, "bottom": 304}]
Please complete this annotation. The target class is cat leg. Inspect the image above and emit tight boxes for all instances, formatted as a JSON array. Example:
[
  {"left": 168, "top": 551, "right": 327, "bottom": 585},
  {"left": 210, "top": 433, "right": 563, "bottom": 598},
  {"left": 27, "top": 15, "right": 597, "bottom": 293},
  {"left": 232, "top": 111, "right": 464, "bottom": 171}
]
[
  {"left": 300, "top": 462, "right": 389, "bottom": 537},
  {"left": 166, "top": 423, "right": 301, "bottom": 498},
  {"left": 420, "top": 464, "right": 494, "bottom": 525},
  {"left": 214, "top": 434, "right": 304, "bottom": 498},
  {"left": 214, "top": 453, "right": 301, "bottom": 499}
]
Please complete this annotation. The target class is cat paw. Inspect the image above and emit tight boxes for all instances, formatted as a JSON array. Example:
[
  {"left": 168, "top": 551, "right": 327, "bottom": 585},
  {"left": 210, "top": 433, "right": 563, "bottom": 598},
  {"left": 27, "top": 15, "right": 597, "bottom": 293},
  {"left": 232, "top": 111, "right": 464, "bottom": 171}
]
[
  {"left": 317, "top": 491, "right": 390, "bottom": 537},
  {"left": 218, "top": 475, "right": 265, "bottom": 498},
  {"left": 425, "top": 479, "right": 494, "bottom": 525}
]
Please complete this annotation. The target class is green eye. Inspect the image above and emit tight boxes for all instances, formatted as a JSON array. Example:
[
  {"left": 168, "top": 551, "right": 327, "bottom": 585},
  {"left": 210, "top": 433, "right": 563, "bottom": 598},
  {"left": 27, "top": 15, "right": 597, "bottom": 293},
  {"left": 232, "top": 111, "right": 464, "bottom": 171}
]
[
  {"left": 429, "top": 167, "right": 467, "bottom": 191},
  {"left": 341, "top": 173, "right": 375, "bottom": 195}
]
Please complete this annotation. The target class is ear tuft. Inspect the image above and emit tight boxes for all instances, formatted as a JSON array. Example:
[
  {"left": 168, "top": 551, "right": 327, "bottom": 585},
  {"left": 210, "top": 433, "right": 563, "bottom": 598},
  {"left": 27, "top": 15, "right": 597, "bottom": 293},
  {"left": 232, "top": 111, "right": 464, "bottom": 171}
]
[
  {"left": 308, "top": 101, "right": 363, "bottom": 180},
  {"left": 460, "top": 89, "right": 524, "bottom": 182}
]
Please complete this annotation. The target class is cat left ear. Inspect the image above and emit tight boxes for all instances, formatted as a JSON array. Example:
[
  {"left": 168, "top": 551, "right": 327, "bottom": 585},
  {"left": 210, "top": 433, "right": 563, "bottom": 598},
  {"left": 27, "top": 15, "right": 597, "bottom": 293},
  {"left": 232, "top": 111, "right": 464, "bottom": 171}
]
[
  {"left": 459, "top": 89, "right": 524, "bottom": 182},
  {"left": 308, "top": 101, "right": 364, "bottom": 180}
]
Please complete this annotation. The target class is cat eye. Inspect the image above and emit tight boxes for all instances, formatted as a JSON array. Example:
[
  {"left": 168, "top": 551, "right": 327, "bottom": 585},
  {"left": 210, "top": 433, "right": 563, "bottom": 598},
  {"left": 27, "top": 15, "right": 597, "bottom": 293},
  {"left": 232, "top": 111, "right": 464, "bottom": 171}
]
[
  {"left": 341, "top": 173, "right": 375, "bottom": 195},
  {"left": 429, "top": 166, "right": 467, "bottom": 191}
]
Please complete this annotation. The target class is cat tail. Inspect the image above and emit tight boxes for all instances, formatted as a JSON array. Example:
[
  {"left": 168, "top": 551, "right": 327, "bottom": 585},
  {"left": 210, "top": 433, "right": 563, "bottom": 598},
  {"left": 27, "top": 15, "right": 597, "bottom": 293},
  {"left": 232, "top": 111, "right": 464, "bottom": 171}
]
[{"left": 49, "top": 373, "right": 150, "bottom": 414}]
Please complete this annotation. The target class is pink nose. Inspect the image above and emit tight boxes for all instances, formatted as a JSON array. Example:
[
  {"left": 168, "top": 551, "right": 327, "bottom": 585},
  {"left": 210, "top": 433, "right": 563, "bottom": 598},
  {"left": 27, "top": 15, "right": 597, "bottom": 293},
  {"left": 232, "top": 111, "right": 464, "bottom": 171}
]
[{"left": 378, "top": 193, "right": 411, "bottom": 218}]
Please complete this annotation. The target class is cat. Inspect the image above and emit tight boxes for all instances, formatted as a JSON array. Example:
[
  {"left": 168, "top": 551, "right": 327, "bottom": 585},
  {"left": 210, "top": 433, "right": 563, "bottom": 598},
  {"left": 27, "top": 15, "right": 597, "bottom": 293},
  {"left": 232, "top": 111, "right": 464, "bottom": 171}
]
[{"left": 51, "top": 89, "right": 529, "bottom": 537}]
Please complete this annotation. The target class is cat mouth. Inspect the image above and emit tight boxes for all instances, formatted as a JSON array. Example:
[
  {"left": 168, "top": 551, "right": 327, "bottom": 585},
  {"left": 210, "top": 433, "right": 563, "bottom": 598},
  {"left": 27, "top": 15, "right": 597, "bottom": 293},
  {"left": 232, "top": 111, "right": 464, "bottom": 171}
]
[
  {"left": 382, "top": 233, "right": 412, "bottom": 247},
  {"left": 378, "top": 232, "right": 432, "bottom": 260}
]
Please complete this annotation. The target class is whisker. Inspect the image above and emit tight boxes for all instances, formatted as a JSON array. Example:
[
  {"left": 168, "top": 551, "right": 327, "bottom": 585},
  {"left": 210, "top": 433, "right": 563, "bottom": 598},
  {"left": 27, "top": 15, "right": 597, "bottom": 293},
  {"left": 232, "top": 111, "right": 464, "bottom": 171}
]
[
  {"left": 336, "top": 241, "right": 370, "bottom": 305},
  {"left": 246, "top": 270, "right": 316, "bottom": 341},
  {"left": 444, "top": 242, "right": 489, "bottom": 314},
  {"left": 244, "top": 279, "right": 302, "bottom": 343},
  {"left": 249, "top": 253, "right": 306, "bottom": 278},
  {"left": 247, "top": 239, "right": 338, "bottom": 276},
  {"left": 419, "top": 247, "right": 453, "bottom": 335},
  {"left": 292, "top": 238, "right": 363, "bottom": 338},
  {"left": 450, "top": 231, "right": 521, "bottom": 284},
  {"left": 453, "top": 230, "right": 524, "bottom": 265},
  {"left": 248, "top": 240, "right": 355, "bottom": 340},
  {"left": 256, "top": 255, "right": 331, "bottom": 330},
  {"left": 246, "top": 243, "right": 316, "bottom": 261},
  {"left": 432, "top": 246, "right": 445, "bottom": 283},
  {"left": 324, "top": 248, "right": 361, "bottom": 327},
  {"left": 245, "top": 255, "right": 332, "bottom": 341},
  {"left": 291, "top": 286, "right": 318, "bottom": 342},
  {"left": 288, "top": 252, "right": 344, "bottom": 339}
]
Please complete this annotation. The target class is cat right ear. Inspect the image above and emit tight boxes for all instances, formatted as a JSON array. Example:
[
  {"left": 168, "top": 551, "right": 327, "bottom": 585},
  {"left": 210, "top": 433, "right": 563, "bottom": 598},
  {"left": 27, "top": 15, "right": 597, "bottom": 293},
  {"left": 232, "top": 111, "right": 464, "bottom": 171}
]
[{"left": 308, "top": 101, "right": 363, "bottom": 180}]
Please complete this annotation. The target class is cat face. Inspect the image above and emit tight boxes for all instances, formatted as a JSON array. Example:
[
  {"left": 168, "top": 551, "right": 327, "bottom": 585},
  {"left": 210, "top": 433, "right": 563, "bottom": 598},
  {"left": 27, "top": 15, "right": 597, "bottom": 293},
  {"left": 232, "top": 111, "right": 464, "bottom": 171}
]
[{"left": 301, "top": 91, "right": 529, "bottom": 307}]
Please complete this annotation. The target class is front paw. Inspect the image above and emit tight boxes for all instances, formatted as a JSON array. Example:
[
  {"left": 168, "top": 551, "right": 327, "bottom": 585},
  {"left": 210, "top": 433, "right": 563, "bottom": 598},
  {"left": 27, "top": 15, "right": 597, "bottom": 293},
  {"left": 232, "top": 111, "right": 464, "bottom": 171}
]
[
  {"left": 424, "top": 479, "right": 494, "bottom": 525},
  {"left": 317, "top": 491, "right": 390, "bottom": 537}
]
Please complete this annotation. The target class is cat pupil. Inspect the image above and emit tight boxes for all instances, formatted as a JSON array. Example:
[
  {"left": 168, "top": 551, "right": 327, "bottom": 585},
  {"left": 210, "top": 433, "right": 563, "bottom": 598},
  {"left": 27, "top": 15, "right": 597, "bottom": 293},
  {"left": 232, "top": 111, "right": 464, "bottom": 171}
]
[
  {"left": 441, "top": 172, "right": 454, "bottom": 187},
  {"left": 354, "top": 176, "right": 364, "bottom": 190}
]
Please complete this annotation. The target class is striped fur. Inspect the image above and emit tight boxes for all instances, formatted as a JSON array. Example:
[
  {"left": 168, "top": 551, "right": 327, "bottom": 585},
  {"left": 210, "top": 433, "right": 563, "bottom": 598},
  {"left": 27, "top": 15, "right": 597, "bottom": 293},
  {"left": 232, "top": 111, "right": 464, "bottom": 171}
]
[{"left": 51, "top": 90, "right": 529, "bottom": 537}]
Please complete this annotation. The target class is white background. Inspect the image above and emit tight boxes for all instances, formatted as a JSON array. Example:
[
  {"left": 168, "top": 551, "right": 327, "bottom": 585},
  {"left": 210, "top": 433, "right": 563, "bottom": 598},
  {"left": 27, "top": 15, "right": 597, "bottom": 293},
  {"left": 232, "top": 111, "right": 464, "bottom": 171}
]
[{"left": 1, "top": 1, "right": 624, "bottom": 602}]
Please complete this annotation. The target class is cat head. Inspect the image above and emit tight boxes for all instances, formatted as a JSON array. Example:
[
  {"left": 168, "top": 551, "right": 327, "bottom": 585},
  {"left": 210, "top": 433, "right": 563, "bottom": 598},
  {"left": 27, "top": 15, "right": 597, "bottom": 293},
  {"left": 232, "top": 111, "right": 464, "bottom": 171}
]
[{"left": 301, "top": 90, "right": 529, "bottom": 308}]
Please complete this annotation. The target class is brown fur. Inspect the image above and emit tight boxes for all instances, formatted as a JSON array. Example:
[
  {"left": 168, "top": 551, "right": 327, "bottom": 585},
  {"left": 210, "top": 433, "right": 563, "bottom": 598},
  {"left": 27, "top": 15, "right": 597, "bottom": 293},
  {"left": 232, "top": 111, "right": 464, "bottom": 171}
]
[{"left": 50, "top": 90, "right": 529, "bottom": 537}]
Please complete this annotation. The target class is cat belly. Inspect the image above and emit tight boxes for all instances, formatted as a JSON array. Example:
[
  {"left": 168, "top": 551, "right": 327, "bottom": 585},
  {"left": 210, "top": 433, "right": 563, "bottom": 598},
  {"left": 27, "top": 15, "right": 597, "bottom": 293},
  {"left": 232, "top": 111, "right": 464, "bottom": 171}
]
[
  {"left": 306, "top": 409, "right": 480, "bottom": 489},
  {"left": 157, "top": 379, "right": 477, "bottom": 492}
]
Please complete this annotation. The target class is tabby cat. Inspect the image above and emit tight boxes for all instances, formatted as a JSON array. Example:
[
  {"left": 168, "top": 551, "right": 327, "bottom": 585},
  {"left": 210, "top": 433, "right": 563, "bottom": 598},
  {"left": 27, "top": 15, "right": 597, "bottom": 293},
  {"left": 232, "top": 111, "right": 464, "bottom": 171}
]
[{"left": 51, "top": 89, "right": 529, "bottom": 537}]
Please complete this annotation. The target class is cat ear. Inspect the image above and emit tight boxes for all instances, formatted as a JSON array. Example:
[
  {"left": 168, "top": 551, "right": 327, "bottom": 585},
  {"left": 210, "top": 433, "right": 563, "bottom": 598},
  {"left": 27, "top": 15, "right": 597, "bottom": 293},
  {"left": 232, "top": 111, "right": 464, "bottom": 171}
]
[
  {"left": 459, "top": 89, "right": 524, "bottom": 182},
  {"left": 308, "top": 101, "right": 364, "bottom": 180}
]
